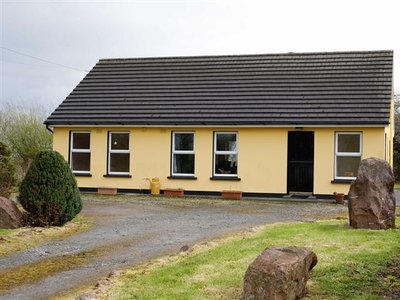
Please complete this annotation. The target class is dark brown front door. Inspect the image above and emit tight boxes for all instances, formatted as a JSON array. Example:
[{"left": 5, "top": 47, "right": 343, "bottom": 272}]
[{"left": 287, "top": 131, "right": 314, "bottom": 193}]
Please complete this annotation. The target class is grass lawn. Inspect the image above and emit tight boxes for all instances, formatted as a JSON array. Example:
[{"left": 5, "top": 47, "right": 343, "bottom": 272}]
[{"left": 107, "top": 217, "right": 400, "bottom": 300}]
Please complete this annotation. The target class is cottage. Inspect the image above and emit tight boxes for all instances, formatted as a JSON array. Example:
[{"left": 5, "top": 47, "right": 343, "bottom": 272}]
[{"left": 45, "top": 50, "right": 394, "bottom": 199}]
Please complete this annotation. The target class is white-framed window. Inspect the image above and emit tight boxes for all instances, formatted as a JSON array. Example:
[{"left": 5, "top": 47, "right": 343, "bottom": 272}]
[
  {"left": 335, "top": 132, "right": 362, "bottom": 179},
  {"left": 70, "top": 131, "right": 91, "bottom": 174},
  {"left": 213, "top": 132, "right": 238, "bottom": 177},
  {"left": 108, "top": 132, "right": 130, "bottom": 175},
  {"left": 171, "top": 132, "right": 195, "bottom": 176}
]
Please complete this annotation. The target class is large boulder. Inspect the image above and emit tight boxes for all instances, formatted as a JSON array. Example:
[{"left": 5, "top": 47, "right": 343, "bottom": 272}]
[
  {"left": 348, "top": 157, "right": 396, "bottom": 229},
  {"left": 242, "top": 246, "right": 317, "bottom": 300},
  {"left": 0, "top": 196, "right": 23, "bottom": 229}
]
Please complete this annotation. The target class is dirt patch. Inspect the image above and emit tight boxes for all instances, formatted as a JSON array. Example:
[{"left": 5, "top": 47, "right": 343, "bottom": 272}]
[{"left": 0, "top": 196, "right": 348, "bottom": 300}]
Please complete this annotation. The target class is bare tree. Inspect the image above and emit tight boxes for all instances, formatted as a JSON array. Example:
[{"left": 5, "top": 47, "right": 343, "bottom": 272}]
[
  {"left": 394, "top": 89, "right": 400, "bottom": 124},
  {"left": 393, "top": 89, "right": 400, "bottom": 178}
]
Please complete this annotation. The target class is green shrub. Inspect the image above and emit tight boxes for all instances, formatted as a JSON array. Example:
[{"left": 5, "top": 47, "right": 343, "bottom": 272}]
[
  {"left": 0, "top": 141, "right": 17, "bottom": 198},
  {"left": 19, "top": 151, "right": 82, "bottom": 226}
]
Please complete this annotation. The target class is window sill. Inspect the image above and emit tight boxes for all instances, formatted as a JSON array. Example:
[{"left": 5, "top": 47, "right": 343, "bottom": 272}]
[
  {"left": 210, "top": 176, "right": 241, "bottom": 181},
  {"left": 331, "top": 179, "right": 354, "bottom": 184},
  {"left": 103, "top": 174, "right": 132, "bottom": 178},
  {"left": 167, "top": 176, "right": 197, "bottom": 180},
  {"left": 73, "top": 173, "right": 92, "bottom": 177}
]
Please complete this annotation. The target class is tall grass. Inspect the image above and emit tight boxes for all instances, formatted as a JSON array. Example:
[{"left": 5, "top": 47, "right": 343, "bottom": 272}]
[
  {"left": 109, "top": 219, "right": 400, "bottom": 300},
  {"left": 0, "top": 102, "right": 53, "bottom": 181}
]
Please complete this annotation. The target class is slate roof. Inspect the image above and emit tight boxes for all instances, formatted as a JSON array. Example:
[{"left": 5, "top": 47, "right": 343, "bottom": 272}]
[{"left": 45, "top": 50, "right": 394, "bottom": 127}]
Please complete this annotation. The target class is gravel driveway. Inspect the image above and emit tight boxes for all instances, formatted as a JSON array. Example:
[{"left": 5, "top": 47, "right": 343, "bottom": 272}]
[{"left": 0, "top": 197, "right": 350, "bottom": 300}]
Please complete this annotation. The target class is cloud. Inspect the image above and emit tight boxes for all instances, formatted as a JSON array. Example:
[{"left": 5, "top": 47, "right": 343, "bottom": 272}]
[{"left": 1, "top": 0, "right": 399, "bottom": 110}]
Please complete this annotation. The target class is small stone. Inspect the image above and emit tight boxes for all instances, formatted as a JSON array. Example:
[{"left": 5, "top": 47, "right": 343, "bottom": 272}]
[
  {"left": 179, "top": 245, "right": 190, "bottom": 253},
  {"left": 95, "top": 279, "right": 110, "bottom": 287},
  {"left": 108, "top": 270, "right": 121, "bottom": 277}
]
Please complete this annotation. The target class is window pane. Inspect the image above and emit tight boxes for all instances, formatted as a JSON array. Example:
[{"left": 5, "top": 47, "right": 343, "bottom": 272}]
[
  {"left": 173, "top": 154, "right": 194, "bottom": 174},
  {"left": 73, "top": 132, "right": 90, "bottom": 149},
  {"left": 338, "top": 134, "right": 360, "bottom": 153},
  {"left": 337, "top": 156, "right": 361, "bottom": 177},
  {"left": 216, "top": 133, "right": 236, "bottom": 151},
  {"left": 111, "top": 133, "right": 129, "bottom": 150},
  {"left": 72, "top": 153, "right": 90, "bottom": 172},
  {"left": 215, "top": 154, "right": 237, "bottom": 174},
  {"left": 174, "top": 133, "right": 194, "bottom": 151},
  {"left": 110, "top": 153, "right": 130, "bottom": 173}
]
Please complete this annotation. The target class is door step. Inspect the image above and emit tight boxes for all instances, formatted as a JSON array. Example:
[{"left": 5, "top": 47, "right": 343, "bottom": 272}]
[{"left": 283, "top": 193, "right": 316, "bottom": 200}]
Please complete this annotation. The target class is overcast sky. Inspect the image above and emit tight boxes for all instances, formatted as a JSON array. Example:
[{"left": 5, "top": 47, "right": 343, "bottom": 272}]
[{"left": 1, "top": 0, "right": 399, "bottom": 112}]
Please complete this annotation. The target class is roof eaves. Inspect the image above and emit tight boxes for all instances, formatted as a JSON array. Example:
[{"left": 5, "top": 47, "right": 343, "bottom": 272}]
[{"left": 44, "top": 120, "right": 390, "bottom": 127}]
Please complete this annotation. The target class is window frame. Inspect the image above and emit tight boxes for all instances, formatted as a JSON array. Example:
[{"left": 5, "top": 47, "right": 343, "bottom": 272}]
[
  {"left": 213, "top": 131, "right": 238, "bottom": 178},
  {"left": 69, "top": 131, "right": 91, "bottom": 174},
  {"left": 107, "top": 131, "right": 131, "bottom": 175},
  {"left": 171, "top": 131, "right": 195, "bottom": 177},
  {"left": 334, "top": 131, "right": 362, "bottom": 180}
]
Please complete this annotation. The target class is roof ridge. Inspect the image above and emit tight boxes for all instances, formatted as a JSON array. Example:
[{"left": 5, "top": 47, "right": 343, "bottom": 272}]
[{"left": 98, "top": 50, "right": 393, "bottom": 62}]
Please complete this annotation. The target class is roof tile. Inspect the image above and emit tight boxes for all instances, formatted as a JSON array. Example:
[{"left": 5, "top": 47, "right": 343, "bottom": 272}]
[{"left": 45, "top": 50, "right": 394, "bottom": 126}]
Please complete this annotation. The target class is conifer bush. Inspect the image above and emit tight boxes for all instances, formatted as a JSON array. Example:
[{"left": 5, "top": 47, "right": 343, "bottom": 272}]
[
  {"left": 0, "top": 141, "right": 17, "bottom": 198},
  {"left": 19, "top": 150, "right": 82, "bottom": 226}
]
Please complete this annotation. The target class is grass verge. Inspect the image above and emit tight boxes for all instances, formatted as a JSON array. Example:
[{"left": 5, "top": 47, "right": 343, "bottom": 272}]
[
  {"left": 105, "top": 218, "right": 400, "bottom": 300},
  {"left": 0, "top": 215, "right": 92, "bottom": 257}
]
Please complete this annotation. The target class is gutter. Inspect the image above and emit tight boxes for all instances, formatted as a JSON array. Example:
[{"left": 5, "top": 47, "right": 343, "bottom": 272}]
[{"left": 45, "top": 124, "right": 54, "bottom": 133}]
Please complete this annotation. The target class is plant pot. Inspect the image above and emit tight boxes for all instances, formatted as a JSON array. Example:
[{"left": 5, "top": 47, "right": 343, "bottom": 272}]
[
  {"left": 334, "top": 193, "right": 345, "bottom": 204},
  {"left": 98, "top": 187, "right": 117, "bottom": 195},
  {"left": 221, "top": 190, "right": 242, "bottom": 200},
  {"left": 164, "top": 188, "right": 184, "bottom": 197}
]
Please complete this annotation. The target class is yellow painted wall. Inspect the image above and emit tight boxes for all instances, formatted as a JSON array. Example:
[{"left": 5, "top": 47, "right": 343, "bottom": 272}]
[
  {"left": 314, "top": 127, "right": 387, "bottom": 195},
  {"left": 52, "top": 126, "right": 389, "bottom": 196}
]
